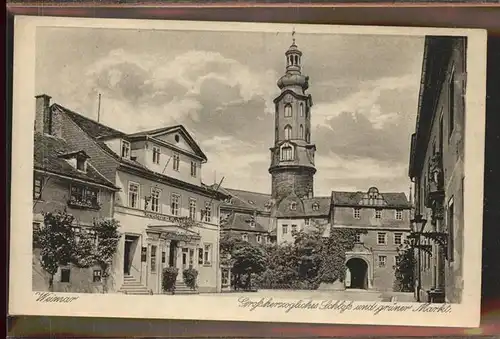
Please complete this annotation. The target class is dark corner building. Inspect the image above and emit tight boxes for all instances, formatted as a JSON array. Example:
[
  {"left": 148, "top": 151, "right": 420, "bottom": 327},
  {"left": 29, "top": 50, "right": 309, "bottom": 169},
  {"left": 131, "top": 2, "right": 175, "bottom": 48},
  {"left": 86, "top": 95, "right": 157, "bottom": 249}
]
[{"left": 409, "top": 36, "right": 467, "bottom": 303}]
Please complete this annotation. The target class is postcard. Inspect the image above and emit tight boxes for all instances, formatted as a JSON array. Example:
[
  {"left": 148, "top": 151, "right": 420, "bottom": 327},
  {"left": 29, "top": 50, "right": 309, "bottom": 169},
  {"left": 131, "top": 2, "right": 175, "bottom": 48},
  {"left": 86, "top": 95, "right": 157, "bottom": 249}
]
[{"left": 9, "top": 16, "right": 486, "bottom": 327}]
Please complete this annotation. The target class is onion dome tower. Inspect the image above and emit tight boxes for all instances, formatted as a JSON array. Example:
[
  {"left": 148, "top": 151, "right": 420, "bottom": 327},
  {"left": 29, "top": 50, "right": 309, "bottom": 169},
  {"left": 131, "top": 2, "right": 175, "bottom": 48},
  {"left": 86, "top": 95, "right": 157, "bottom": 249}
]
[{"left": 269, "top": 32, "right": 316, "bottom": 202}]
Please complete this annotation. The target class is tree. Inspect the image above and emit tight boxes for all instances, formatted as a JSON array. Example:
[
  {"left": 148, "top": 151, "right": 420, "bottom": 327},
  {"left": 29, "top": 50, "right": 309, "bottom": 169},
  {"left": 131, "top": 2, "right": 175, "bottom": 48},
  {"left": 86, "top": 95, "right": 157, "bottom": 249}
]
[
  {"left": 231, "top": 243, "right": 266, "bottom": 290},
  {"left": 33, "top": 211, "right": 76, "bottom": 291},
  {"left": 92, "top": 218, "right": 121, "bottom": 293},
  {"left": 319, "top": 227, "right": 366, "bottom": 284},
  {"left": 393, "top": 243, "right": 416, "bottom": 292}
]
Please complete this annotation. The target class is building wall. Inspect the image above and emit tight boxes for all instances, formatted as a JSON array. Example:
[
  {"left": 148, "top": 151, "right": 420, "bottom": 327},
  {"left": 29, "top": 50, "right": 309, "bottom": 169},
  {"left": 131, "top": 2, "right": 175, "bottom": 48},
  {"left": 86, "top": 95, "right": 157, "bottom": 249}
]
[
  {"left": 114, "top": 170, "right": 222, "bottom": 293},
  {"left": 333, "top": 206, "right": 411, "bottom": 228},
  {"left": 271, "top": 169, "right": 314, "bottom": 201},
  {"left": 114, "top": 205, "right": 220, "bottom": 293},
  {"left": 415, "top": 39, "right": 466, "bottom": 304},
  {"left": 276, "top": 217, "right": 328, "bottom": 244},
  {"left": 33, "top": 174, "right": 115, "bottom": 223},
  {"left": 32, "top": 174, "right": 116, "bottom": 293}
]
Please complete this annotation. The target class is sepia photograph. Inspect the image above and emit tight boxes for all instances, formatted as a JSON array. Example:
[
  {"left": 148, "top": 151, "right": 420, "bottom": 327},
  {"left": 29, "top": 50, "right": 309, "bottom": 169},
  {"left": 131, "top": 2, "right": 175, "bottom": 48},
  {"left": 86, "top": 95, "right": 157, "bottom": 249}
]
[{"left": 9, "top": 17, "right": 486, "bottom": 327}]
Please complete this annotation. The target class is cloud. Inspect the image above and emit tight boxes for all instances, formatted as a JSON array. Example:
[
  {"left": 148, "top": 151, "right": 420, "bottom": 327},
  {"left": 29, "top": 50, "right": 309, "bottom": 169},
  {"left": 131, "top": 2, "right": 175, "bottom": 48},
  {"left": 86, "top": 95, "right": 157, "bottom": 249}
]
[{"left": 35, "top": 29, "right": 423, "bottom": 194}]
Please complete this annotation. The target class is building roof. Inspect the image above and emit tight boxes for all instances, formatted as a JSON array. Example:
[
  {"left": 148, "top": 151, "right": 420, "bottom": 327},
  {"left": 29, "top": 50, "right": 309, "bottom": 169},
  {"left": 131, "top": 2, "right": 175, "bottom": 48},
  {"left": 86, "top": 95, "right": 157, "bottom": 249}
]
[
  {"left": 219, "top": 187, "right": 273, "bottom": 212},
  {"left": 332, "top": 190, "right": 411, "bottom": 208},
  {"left": 55, "top": 103, "right": 226, "bottom": 200},
  {"left": 33, "top": 133, "right": 117, "bottom": 189},
  {"left": 222, "top": 212, "right": 268, "bottom": 233},
  {"left": 276, "top": 194, "right": 332, "bottom": 218},
  {"left": 54, "top": 104, "right": 126, "bottom": 140}
]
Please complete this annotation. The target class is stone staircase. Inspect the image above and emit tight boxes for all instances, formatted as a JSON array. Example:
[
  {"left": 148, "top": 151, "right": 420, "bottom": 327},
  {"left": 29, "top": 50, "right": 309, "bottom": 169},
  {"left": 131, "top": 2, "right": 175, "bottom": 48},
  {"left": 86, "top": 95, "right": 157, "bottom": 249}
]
[
  {"left": 118, "top": 275, "right": 152, "bottom": 295},
  {"left": 174, "top": 281, "right": 199, "bottom": 295}
]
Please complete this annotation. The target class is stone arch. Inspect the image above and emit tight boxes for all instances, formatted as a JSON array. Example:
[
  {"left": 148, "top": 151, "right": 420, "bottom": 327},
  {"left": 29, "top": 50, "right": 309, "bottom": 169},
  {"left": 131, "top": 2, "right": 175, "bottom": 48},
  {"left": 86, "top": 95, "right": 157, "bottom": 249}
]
[{"left": 345, "top": 255, "right": 373, "bottom": 289}]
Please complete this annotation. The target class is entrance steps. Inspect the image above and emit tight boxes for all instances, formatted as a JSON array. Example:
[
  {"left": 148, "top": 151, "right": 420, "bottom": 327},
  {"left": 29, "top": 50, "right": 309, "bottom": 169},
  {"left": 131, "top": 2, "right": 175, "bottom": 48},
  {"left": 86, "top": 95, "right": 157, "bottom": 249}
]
[
  {"left": 174, "top": 281, "right": 199, "bottom": 295},
  {"left": 118, "top": 275, "right": 152, "bottom": 295}
]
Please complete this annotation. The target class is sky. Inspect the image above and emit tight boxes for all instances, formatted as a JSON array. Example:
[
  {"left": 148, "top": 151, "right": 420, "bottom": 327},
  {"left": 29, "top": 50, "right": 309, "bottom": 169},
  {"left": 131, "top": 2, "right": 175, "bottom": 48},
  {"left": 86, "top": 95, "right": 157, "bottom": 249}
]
[{"left": 35, "top": 27, "right": 424, "bottom": 196}]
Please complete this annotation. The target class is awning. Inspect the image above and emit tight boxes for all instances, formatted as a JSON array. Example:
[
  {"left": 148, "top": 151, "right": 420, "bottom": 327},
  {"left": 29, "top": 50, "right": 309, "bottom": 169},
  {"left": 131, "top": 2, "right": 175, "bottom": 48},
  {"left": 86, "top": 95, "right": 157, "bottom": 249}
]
[{"left": 147, "top": 224, "right": 201, "bottom": 242}]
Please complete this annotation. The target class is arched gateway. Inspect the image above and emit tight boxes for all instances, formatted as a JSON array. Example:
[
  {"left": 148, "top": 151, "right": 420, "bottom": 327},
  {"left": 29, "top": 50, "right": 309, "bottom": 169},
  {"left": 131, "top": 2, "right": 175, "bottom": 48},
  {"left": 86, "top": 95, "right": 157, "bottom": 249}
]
[{"left": 346, "top": 257, "right": 369, "bottom": 289}]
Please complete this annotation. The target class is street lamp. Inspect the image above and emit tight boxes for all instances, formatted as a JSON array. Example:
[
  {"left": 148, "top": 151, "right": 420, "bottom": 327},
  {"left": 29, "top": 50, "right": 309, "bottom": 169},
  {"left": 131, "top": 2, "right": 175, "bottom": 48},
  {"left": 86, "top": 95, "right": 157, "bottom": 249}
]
[{"left": 410, "top": 214, "right": 427, "bottom": 302}]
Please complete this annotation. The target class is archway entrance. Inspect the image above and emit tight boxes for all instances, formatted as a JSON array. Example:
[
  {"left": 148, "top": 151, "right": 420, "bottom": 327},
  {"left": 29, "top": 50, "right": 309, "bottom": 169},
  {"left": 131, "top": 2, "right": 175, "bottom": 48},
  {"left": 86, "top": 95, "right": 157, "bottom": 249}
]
[{"left": 346, "top": 258, "right": 369, "bottom": 289}]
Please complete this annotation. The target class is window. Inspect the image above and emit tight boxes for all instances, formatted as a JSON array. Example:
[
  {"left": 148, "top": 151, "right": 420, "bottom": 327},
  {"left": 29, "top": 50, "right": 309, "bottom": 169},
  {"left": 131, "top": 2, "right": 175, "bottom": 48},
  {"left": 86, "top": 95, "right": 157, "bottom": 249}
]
[
  {"left": 242, "top": 234, "right": 248, "bottom": 242},
  {"left": 395, "top": 255, "right": 401, "bottom": 266},
  {"left": 72, "top": 226, "right": 81, "bottom": 243},
  {"left": 203, "top": 244, "right": 212, "bottom": 265},
  {"left": 284, "top": 125, "right": 292, "bottom": 140},
  {"left": 173, "top": 153, "right": 180, "bottom": 171},
  {"left": 290, "top": 202, "right": 297, "bottom": 210},
  {"left": 60, "top": 268, "right": 70, "bottom": 283},
  {"left": 281, "top": 146, "right": 294, "bottom": 161},
  {"left": 284, "top": 104, "right": 292, "bottom": 117},
  {"left": 353, "top": 208, "right": 360, "bottom": 219},
  {"left": 449, "top": 68, "right": 455, "bottom": 139},
  {"left": 128, "top": 182, "right": 140, "bottom": 208},
  {"left": 204, "top": 202, "right": 212, "bottom": 222},
  {"left": 76, "top": 157, "right": 86, "bottom": 171},
  {"left": 305, "top": 128, "right": 310, "bottom": 143},
  {"left": 152, "top": 146, "right": 161, "bottom": 164},
  {"left": 282, "top": 224, "right": 288, "bottom": 235},
  {"left": 162, "top": 251, "right": 166, "bottom": 264},
  {"left": 256, "top": 235, "right": 262, "bottom": 243},
  {"left": 150, "top": 188, "right": 160, "bottom": 213},
  {"left": 189, "top": 198, "right": 196, "bottom": 220},
  {"left": 395, "top": 210, "right": 402, "bottom": 220},
  {"left": 93, "top": 270, "right": 102, "bottom": 283},
  {"left": 300, "top": 125, "right": 304, "bottom": 139},
  {"left": 70, "top": 185, "right": 100, "bottom": 209},
  {"left": 291, "top": 224, "right": 297, "bottom": 233},
  {"left": 222, "top": 269, "right": 229, "bottom": 286},
  {"left": 33, "top": 175, "right": 43, "bottom": 199},
  {"left": 171, "top": 194, "right": 180, "bottom": 216},
  {"left": 448, "top": 198, "right": 455, "bottom": 262},
  {"left": 378, "top": 255, "right": 387, "bottom": 268},
  {"left": 354, "top": 233, "right": 362, "bottom": 243},
  {"left": 375, "top": 209, "right": 382, "bottom": 219},
  {"left": 394, "top": 233, "right": 403, "bottom": 245},
  {"left": 190, "top": 161, "right": 197, "bottom": 177},
  {"left": 377, "top": 232, "right": 386, "bottom": 245},
  {"left": 249, "top": 220, "right": 255, "bottom": 227},
  {"left": 305, "top": 218, "right": 310, "bottom": 226},
  {"left": 198, "top": 248, "right": 203, "bottom": 264},
  {"left": 312, "top": 203, "right": 319, "bottom": 211},
  {"left": 121, "top": 140, "right": 130, "bottom": 158},
  {"left": 300, "top": 103, "right": 304, "bottom": 117}
]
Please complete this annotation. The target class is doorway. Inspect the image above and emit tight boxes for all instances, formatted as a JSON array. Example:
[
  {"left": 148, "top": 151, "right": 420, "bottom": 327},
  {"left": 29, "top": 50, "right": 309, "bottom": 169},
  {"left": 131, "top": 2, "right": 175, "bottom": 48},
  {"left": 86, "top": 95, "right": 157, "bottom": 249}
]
[
  {"left": 169, "top": 240, "right": 178, "bottom": 267},
  {"left": 124, "top": 235, "right": 139, "bottom": 276},
  {"left": 346, "top": 258, "right": 369, "bottom": 289}
]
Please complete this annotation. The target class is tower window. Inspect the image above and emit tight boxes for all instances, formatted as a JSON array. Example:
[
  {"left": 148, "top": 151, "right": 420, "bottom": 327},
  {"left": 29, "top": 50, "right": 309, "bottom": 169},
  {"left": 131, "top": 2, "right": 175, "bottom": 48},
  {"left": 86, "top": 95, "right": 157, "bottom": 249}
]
[
  {"left": 300, "top": 125, "right": 304, "bottom": 139},
  {"left": 281, "top": 146, "right": 293, "bottom": 161},
  {"left": 305, "top": 128, "right": 310, "bottom": 143},
  {"left": 284, "top": 125, "right": 292, "bottom": 140},
  {"left": 300, "top": 103, "right": 304, "bottom": 117},
  {"left": 312, "top": 203, "right": 319, "bottom": 211},
  {"left": 284, "top": 104, "right": 292, "bottom": 118}
]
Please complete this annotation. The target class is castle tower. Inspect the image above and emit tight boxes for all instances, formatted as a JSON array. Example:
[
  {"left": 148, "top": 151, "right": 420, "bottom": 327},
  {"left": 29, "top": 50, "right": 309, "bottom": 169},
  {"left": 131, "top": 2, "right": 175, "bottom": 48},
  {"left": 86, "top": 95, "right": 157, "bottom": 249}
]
[{"left": 269, "top": 34, "right": 316, "bottom": 201}]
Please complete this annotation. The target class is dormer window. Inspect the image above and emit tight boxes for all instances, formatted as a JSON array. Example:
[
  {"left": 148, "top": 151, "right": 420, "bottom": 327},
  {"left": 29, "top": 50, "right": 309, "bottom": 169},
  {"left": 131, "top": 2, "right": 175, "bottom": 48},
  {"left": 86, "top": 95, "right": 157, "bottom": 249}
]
[
  {"left": 121, "top": 140, "right": 130, "bottom": 158},
  {"left": 280, "top": 143, "right": 294, "bottom": 161},
  {"left": 249, "top": 220, "right": 255, "bottom": 227},
  {"left": 312, "top": 202, "right": 320, "bottom": 211},
  {"left": 76, "top": 156, "right": 86, "bottom": 172},
  {"left": 290, "top": 202, "right": 297, "bottom": 211}
]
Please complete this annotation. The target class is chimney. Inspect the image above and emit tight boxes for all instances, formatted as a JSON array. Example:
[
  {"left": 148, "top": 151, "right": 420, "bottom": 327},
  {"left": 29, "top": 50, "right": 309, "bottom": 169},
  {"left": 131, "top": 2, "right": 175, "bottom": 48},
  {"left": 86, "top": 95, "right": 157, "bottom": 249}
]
[{"left": 35, "top": 94, "right": 52, "bottom": 135}]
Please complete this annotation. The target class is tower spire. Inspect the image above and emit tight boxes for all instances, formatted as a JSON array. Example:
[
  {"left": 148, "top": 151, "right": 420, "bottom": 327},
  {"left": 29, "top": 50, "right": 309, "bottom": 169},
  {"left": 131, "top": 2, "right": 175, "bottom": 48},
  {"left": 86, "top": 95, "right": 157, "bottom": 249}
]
[{"left": 292, "top": 27, "right": 296, "bottom": 45}]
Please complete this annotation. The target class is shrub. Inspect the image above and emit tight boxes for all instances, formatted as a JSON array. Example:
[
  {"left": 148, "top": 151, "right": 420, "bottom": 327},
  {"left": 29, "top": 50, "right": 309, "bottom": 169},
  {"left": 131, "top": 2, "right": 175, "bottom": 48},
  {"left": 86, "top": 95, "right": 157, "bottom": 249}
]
[
  {"left": 162, "top": 267, "right": 178, "bottom": 293},
  {"left": 183, "top": 268, "right": 198, "bottom": 290}
]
